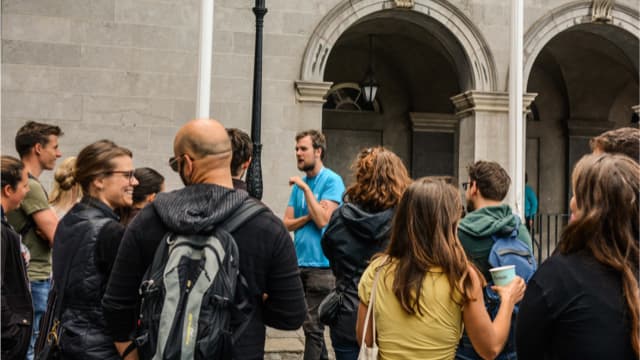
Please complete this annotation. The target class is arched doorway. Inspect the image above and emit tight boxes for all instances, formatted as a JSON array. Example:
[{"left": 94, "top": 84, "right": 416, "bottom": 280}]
[
  {"left": 524, "top": 4, "right": 639, "bottom": 215},
  {"left": 299, "top": 1, "right": 496, "bottom": 184}
]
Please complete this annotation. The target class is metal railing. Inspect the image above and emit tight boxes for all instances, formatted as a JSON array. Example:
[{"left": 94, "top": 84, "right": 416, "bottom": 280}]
[{"left": 529, "top": 213, "right": 570, "bottom": 264}]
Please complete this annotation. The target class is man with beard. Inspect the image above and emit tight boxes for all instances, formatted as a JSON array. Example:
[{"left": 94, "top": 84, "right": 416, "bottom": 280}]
[
  {"left": 7, "top": 121, "right": 63, "bottom": 360},
  {"left": 456, "top": 160, "right": 532, "bottom": 359},
  {"left": 102, "top": 119, "right": 306, "bottom": 359},
  {"left": 283, "top": 130, "right": 344, "bottom": 360}
]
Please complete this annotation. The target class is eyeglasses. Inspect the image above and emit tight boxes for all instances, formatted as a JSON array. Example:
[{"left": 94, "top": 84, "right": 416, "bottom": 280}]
[
  {"left": 105, "top": 170, "right": 136, "bottom": 181},
  {"left": 462, "top": 182, "right": 470, "bottom": 190}
]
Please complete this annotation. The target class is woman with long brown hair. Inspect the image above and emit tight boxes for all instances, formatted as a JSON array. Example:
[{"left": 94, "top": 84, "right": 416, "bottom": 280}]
[
  {"left": 321, "top": 147, "right": 412, "bottom": 359},
  {"left": 516, "top": 153, "right": 639, "bottom": 359},
  {"left": 356, "top": 178, "right": 525, "bottom": 359}
]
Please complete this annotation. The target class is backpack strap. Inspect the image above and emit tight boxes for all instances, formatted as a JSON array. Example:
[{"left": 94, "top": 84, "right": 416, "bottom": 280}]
[
  {"left": 220, "top": 198, "right": 268, "bottom": 234},
  {"left": 220, "top": 198, "right": 267, "bottom": 344}
]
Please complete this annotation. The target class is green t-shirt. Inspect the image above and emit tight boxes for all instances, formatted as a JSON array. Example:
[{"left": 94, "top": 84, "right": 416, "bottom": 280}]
[{"left": 7, "top": 178, "right": 52, "bottom": 280}]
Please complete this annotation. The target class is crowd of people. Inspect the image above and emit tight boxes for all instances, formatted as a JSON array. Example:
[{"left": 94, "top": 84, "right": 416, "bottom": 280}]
[{"left": 1, "top": 119, "right": 638, "bottom": 360}]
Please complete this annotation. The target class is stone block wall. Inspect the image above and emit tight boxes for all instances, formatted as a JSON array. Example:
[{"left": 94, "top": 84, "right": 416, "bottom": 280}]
[{"left": 1, "top": 0, "right": 201, "bottom": 190}]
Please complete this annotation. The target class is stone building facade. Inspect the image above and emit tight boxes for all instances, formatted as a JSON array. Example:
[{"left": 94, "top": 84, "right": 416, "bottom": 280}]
[
  {"left": 2, "top": 0, "right": 638, "bottom": 356},
  {"left": 2, "top": 0, "right": 638, "bottom": 218}
]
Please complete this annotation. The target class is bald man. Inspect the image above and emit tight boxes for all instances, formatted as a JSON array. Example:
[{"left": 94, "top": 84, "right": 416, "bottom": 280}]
[{"left": 103, "top": 119, "right": 306, "bottom": 360}]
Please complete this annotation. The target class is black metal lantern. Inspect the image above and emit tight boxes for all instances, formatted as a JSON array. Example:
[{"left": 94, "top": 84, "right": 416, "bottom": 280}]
[{"left": 361, "top": 35, "right": 379, "bottom": 103}]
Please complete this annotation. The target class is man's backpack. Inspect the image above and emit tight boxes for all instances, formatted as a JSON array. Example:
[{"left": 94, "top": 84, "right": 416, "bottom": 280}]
[
  {"left": 485, "top": 215, "right": 537, "bottom": 313},
  {"left": 134, "top": 198, "right": 266, "bottom": 360},
  {"left": 484, "top": 216, "right": 536, "bottom": 356},
  {"left": 455, "top": 215, "right": 537, "bottom": 360}
]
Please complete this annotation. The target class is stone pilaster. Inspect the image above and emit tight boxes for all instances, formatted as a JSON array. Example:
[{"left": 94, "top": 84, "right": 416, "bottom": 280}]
[{"left": 451, "top": 91, "right": 536, "bottom": 181}]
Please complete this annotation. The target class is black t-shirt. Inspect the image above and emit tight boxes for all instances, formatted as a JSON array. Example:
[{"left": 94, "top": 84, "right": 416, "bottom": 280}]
[
  {"left": 102, "top": 200, "right": 306, "bottom": 359},
  {"left": 516, "top": 251, "right": 635, "bottom": 359}
]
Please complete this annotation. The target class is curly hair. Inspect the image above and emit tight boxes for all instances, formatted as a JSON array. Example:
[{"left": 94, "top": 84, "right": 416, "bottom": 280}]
[
  {"left": 559, "top": 153, "right": 640, "bottom": 355},
  {"left": 344, "top": 147, "right": 412, "bottom": 213}
]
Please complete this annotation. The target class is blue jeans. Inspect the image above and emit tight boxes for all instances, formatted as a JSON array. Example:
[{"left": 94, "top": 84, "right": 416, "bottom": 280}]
[
  {"left": 330, "top": 330, "right": 359, "bottom": 360},
  {"left": 27, "top": 279, "right": 50, "bottom": 360}
]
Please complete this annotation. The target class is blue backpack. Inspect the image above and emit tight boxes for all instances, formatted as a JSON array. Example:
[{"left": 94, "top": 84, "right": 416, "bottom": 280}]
[
  {"left": 456, "top": 215, "right": 537, "bottom": 360},
  {"left": 485, "top": 215, "right": 537, "bottom": 313}
]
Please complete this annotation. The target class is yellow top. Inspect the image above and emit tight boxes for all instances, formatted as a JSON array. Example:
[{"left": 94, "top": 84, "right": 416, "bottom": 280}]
[{"left": 358, "top": 256, "right": 464, "bottom": 360}]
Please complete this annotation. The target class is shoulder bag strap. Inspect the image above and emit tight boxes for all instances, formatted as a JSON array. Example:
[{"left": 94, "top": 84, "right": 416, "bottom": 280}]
[{"left": 360, "top": 265, "right": 383, "bottom": 347}]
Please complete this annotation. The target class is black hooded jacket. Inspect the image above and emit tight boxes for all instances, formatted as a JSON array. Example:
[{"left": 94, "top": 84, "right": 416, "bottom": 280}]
[
  {"left": 1, "top": 208, "right": 33, "bottom": 360},
  {"left": 103, "top": 184, "right": 306, "bottom": 359},
  {"left": 321, "top": 202, "right": 394, "bottom": 343}
]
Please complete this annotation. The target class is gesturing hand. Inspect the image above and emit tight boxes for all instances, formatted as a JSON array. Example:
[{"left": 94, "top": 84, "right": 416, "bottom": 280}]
[{"left": 288, "top": 176, "right": 306, "bottom": 190}]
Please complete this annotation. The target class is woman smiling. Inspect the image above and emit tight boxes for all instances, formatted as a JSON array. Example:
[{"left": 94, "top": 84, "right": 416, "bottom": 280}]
[{"left": 49, "top": 140, "right": 138, "bottom": 359}]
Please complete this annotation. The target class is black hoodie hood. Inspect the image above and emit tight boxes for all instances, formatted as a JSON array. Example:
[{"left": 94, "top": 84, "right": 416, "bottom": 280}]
[
  {"left": 152, "top": 183, "right": 248, "bottom": 234},
  {"left": 338, "top": 203, "right": 394, "bottom": 243}
]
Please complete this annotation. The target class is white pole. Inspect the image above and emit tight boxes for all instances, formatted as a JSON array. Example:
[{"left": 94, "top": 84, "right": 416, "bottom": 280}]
[
  {"left": 196, "top": 0, "right": 214, "bottom": 118},
  {"left": 509, "top": 0, "right": 525, "bottom": 219}
]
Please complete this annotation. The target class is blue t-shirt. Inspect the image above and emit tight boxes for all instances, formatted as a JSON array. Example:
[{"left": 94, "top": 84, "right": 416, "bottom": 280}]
[{"left": 287, "top": 167, "right": 345, "bottom": 267}]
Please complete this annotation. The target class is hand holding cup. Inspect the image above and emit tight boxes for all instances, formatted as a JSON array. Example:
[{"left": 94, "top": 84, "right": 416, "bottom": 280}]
[{"left": 491, "top": 276, "right": 526, "bottom": 304}]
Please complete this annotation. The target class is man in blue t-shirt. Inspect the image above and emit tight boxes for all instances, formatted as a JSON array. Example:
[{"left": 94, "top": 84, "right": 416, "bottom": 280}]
[{"left": 284, "top": 130, "right": 345, "bottom": 360}]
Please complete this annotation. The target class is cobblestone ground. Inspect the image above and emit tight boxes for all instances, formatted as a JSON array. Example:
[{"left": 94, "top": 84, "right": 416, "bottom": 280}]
[{"left": 264, "top": 327, "right": 335, "bottom": 360}]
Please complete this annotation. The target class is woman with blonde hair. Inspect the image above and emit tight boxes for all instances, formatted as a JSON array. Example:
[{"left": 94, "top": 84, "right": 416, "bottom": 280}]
[
  {"left": 516, "top": 153, "right": 639, "bottom": 359},
  {"left": 357, "top": 178, "right": 525, "bottom": 360},
  {"left": 321, "top": 147, "right": 412, "bottom": 359},
  {"left": 49, "top": 156, "right": 82, "bottom": 218}
]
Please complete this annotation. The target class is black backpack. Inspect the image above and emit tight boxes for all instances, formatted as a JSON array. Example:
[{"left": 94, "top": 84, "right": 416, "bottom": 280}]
[{"left": 134, "top": 198, "right": 266, "bottom": 360}]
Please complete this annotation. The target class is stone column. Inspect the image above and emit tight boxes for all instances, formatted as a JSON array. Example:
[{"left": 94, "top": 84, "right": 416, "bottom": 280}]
[{"left": 451, "top": 91, "right": 536, "bottom": 204}]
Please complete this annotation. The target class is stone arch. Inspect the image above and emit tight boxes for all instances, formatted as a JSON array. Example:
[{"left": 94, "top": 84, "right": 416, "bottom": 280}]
[
  {"left": 524, "top": 1, "right": 640, "bottom": 89},
  {"left": 298, "top": 0, "right": 498, "bottom": 92}
]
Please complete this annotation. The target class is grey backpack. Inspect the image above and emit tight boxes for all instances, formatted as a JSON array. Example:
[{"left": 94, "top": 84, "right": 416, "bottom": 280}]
[{"left": 134, "top": 199, "right": 266, "bottom": 360}]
